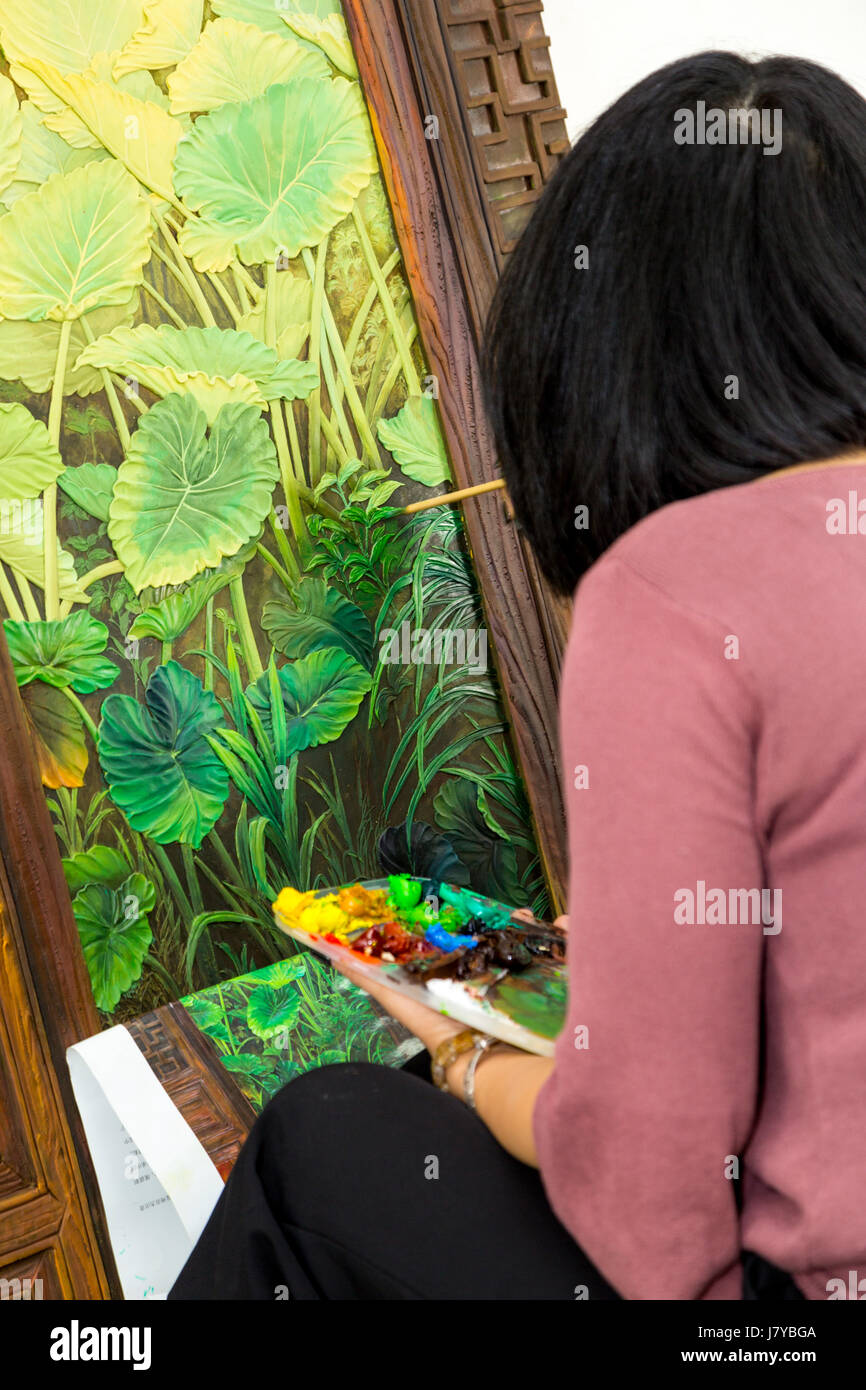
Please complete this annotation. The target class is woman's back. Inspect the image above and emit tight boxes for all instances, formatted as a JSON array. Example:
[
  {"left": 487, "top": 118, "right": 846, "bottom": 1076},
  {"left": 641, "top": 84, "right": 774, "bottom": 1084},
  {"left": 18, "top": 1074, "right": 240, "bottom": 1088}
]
[{"left": 535, "top": 457, "right": 866, "bottom": 1299}]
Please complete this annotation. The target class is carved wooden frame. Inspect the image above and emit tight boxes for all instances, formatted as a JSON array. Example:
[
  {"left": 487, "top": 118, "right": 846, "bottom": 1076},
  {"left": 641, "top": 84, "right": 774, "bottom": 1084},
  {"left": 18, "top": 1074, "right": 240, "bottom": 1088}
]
[
  {"left": 344, "top": 0, "right": 572, "bottom": 908},
  {"left": 0, "top": 0, "right": 571, "bottom": 1296}
]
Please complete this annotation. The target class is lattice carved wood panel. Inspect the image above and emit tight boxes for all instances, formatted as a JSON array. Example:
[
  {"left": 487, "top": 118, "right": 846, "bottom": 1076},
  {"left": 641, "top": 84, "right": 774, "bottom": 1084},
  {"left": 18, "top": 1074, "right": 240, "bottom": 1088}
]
[
  {"left": 127, "top": 1005, "right": 256, "bottom": 1183},
  {"left": 443, "top": 1, "right": 570, "bottom": 253}
]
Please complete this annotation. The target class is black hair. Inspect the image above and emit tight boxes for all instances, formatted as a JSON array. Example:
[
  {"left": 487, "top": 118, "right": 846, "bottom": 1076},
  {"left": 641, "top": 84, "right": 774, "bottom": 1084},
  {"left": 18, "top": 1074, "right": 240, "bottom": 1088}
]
[{"left": 482, "top": 52, "right": 866, "bottom": 593}]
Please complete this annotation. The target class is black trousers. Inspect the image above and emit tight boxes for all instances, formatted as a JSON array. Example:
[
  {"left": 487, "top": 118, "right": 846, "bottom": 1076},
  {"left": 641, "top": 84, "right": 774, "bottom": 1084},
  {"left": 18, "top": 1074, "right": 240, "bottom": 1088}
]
[{"left": 168, "top": 1060, "right": 803, "bottom": 1301}]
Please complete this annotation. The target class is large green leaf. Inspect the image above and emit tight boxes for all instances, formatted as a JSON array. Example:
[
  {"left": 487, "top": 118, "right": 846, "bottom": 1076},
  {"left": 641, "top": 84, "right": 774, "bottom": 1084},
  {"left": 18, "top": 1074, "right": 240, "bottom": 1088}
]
[
  {"left": 128, "top": 568, "right": 238, "bottom": 642},
  {"left": 57, "top": 463, "right": 116, "bottom": 522},
  {"left": 209, "top": 0, "right": 342, "bottom": 36},
  {"left": 98, "top": 660, "right": 230, "bottom": 846},
  {"left": 0, "top": 292, "right": 141, "bottom": 394},
  {"left": 62, "top": 844, "right": 130, "bottom": 895},
  {"left": 72, "top": 872, "right": 155, "bottom": 1013},
  {"left": 243, "top": 649, "right": 371, "bottom": 753},
  {"left": 377, "top": 397, "right": 451, "bottom": 489},
  {"left": 4, "top": 611, "right": 119, "bottom": 692},
  {"left": 20, "top": 679, "right": 87, "bottom": 787},
  {"left": 174, "top": 76, "right": 377, "bottom": 270},
  {"left": 0, "top": 160, "right": 151, "bottom": 321},
  {"left": 0, "top": 101, "right": 110, "bottom": 208},
  {"left": 108, "top": 393, "right": 279, "bottom": 592},
  {"left": 0, "top": 403, "right": 64, "bottom": 501},
  {"left": 114, "top": 0, "right": 204, "bottom": 78},
  {"left": 246, "top": 982, "right": 301, "bottom": 1040},
  {"left": 433, "top": 778, "right": 523, "bottom": 905},
  {"left": 262, "top": 579, "right": 373, "bottom": 670},
  {"left": 0, "top": 0, "right": 143, "bottom": 73},
  {"left": 77, "top": 323, "right": 318, "bottom": 422},
  {"left": 254, "top": 957, "right": 306, "bottom": 987},
  {"left": 0, "top": 520, "right": 92, "bottom": 604},
  {"left": 167, "top": 17, "right": 329, "bottom": 115}
]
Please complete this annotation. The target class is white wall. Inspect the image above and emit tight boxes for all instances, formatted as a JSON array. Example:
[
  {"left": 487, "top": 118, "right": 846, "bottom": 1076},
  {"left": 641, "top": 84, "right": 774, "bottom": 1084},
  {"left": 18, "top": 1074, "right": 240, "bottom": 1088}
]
[{"left": 542, "top": 0, "right": 866, "bottom": 141}]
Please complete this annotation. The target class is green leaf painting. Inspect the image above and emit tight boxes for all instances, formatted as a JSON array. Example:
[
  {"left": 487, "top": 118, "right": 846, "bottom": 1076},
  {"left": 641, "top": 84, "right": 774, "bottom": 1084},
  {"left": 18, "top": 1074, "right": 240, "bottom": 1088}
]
[
  {"left": 0, "top": 0, "right": 546, "bottom": 1027},
  {"left": 377, "top": 397, "right": 451, "bottom": 488},
  {"left": 77, "top": 323, "right": 319, "bottom": 420},
  {"left": 62, "top": 844, "right": 131, "bottom": 895},
  {"left": 57, "top": 462, "right": 116, "bottom": 521},
  {"left": 98, "top": 661, "right": 229, "bottom": 846},
  {"left": 246, "top": 982, "right": 301, "bottom": 1040},
  {"left": 243, "top": 649, "right": 372, "bottom": 754},
  {"left": 128, "top": 566, "right": 236, "bottom": 642},
  {"left": 0, "top": 160, "right": 151, "bottom": 320},
  {"left": 108, "top": 393, "right": 279, "bottom": 591},
  {"left": 174, "top": 77, "right": 377, "bottom": 269},
  {"left": 433, "top": 778, "right": 523, "bottom": 905},
  {"left": 262, "top": 579, "right": 374, "bottom": 669},
  {"left": 72, "top": 872, "right": 156, "bottom": 1012},
  {"left": 4, "top": 611, "right": 120, "bottom": 692}
]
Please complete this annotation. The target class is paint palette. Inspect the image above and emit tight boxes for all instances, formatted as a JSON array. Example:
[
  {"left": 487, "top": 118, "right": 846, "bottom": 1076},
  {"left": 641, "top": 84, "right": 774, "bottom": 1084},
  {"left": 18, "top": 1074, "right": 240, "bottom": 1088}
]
[{"left": 272, "top": 877, "right": 567, "bottom": 1056}]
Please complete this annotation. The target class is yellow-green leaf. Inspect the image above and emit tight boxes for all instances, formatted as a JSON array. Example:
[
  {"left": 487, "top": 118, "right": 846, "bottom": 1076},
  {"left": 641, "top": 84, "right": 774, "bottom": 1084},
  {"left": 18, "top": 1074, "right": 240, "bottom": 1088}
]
[
  {"left": 0, "top": 101, "right": 110, "bottom": 206},
  {"left": 280, "top": 11, "right": 357, "bottom": 79},
  {"left": 237, "top": 268, "right": 311, "bottom": 360},
  {"left": 0, "top": 75, "right": 22, "bottom": 200},
  {"left": 0, "top": 521, "right": 92, "bottom": 605},
  {"left": 0, "top": 292, "right": 140, "bottom": 393},
  {"left": 0, "top": 0, "right": 142, "bottom": 74},
  {"left": 0, "top": 160, "right": 151, "bottom": 321},
  {"left": 14, "top": 58, "right": 183, "bottom": 201},
  {"left": 114, "top": 0, "right": 204, "bottom": 78},
  {"left": 167, "top": 17, "right": 329, "bottom": 115},
  {"left": 10, "top": 53, "right": 172, "bottom": 151},
  {"left": 21, "top": 680, "right": 87, "bottom": 788},
  {"left": 0, "top": 402, "right": 64, "bottom": 501}
]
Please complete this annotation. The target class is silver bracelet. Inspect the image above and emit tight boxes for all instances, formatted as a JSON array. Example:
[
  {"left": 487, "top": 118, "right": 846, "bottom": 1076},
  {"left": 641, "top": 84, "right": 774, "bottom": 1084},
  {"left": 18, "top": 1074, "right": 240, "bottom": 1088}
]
[{"left": 463, "top": 1035, "right": 498, "bottom": 1110}]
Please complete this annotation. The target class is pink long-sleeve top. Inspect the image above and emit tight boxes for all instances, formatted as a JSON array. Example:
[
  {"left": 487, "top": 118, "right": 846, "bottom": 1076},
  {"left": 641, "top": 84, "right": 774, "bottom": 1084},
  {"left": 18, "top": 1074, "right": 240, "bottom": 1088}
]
[{"left": 533, "top": 458, "right": 866, "bottom": 1300}]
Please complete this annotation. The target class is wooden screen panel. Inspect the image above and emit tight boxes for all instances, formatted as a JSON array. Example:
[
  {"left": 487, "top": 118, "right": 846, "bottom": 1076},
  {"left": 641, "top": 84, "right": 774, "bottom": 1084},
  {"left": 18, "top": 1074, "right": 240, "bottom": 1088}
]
[
  {"left": 0, "top": 853, "right": 111, "bottom": 1297},
  {"left": 345, "top": 0, "right": 572, "bottom": 908}
]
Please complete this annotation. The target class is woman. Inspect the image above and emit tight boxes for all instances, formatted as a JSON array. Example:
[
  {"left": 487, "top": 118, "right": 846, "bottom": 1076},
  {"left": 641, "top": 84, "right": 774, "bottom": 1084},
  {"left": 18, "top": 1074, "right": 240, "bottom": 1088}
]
[{"left": 170, "top": 52, "right": 866, "bottom": 1301}]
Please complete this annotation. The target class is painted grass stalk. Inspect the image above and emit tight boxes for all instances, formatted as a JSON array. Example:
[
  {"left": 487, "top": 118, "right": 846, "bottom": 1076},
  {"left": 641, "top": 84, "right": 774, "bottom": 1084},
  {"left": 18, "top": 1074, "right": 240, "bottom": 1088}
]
[{"left": 352, "top": 206, "right": 421, "bottom": 396}]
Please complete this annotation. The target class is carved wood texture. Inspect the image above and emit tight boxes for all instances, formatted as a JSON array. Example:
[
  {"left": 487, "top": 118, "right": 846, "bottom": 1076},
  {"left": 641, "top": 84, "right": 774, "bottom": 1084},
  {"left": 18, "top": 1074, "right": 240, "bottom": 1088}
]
[
  {"left": 344, "top": 0, "right": 572, "bottom": 909},
  {"left": 0, "top": 851, "right": 112, "bottom": 1297},
  {"left": 127, "top": 1005, "right": 256, "bottom": 1184}
]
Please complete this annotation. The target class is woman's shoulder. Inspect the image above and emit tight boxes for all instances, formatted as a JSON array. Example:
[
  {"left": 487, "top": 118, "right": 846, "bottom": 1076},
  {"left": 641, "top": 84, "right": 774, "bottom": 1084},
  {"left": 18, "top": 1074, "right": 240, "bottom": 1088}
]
[{"left": 578, "top": 471, "right": 818, "bottom": 619}]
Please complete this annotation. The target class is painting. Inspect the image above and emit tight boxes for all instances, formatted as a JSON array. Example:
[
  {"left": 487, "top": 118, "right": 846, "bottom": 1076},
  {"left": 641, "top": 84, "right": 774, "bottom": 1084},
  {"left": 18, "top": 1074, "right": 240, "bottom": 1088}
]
[{"left": 0, "top": 0, "right": 548, "bottom": 1033}]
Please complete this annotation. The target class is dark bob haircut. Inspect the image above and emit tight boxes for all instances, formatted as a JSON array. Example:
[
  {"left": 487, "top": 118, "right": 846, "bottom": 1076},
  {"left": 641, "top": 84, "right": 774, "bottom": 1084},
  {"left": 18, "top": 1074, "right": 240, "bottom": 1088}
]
[{"left": 482, "top": 52, "right": 866, "bottom": 594}]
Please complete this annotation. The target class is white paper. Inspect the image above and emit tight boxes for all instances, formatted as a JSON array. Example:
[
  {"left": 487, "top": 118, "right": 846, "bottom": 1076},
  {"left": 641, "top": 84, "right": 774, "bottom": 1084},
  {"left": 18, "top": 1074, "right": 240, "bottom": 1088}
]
[{"left": 67, "top": 1026, "right": 225, "bottom": 1300}]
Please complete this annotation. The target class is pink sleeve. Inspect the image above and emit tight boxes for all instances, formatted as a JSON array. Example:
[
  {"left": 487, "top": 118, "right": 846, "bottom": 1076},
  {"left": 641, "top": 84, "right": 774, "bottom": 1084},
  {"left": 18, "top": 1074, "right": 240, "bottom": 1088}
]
[{"left": 533, "top": 555, "right": 764, "bottom": 1299}]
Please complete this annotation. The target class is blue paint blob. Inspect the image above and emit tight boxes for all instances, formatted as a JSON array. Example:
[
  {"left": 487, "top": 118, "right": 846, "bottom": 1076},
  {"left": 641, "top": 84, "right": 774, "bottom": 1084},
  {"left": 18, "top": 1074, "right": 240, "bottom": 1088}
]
[{"left": 424, "top": 921, "right": 479, "bottom": 951}]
